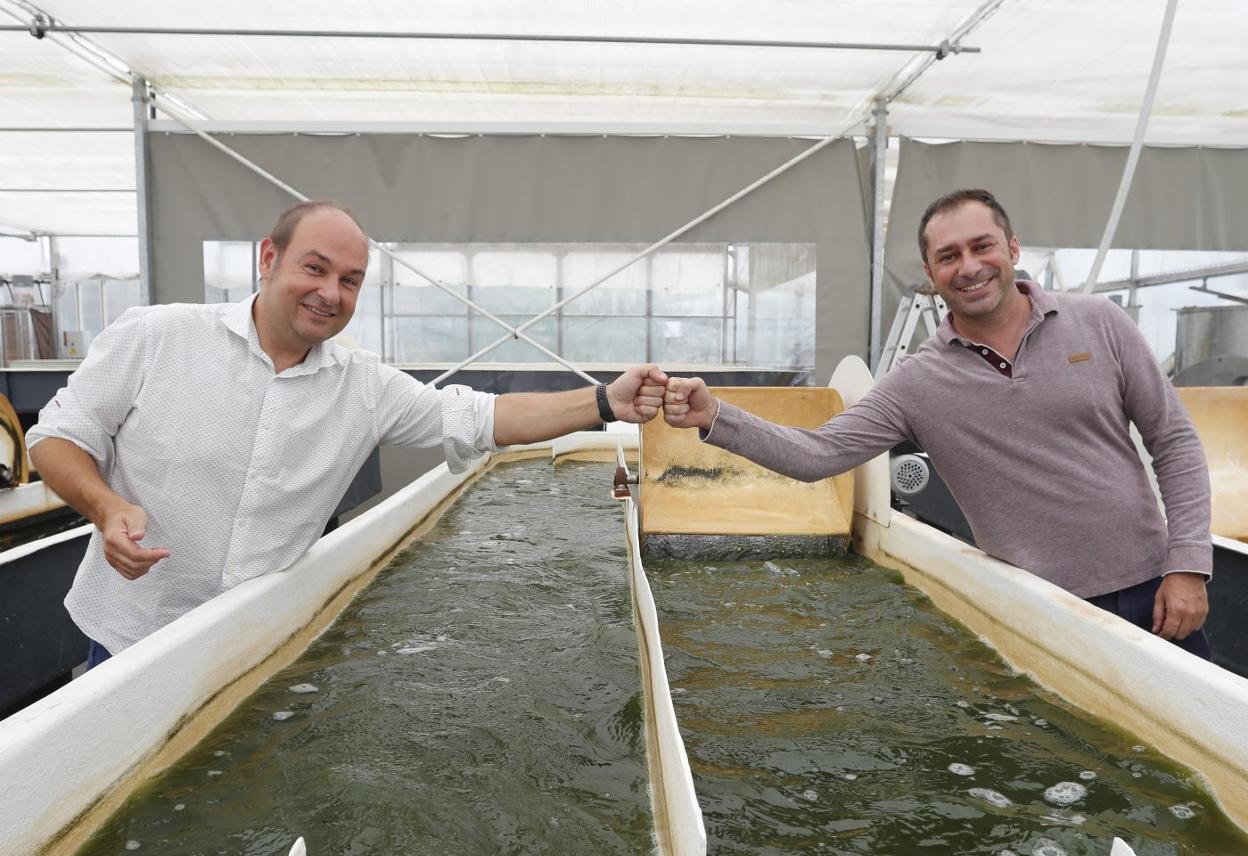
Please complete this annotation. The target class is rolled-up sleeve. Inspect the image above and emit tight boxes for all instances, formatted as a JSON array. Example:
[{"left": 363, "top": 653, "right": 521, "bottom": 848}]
[
  {"left": 26, "top": 307, "right": 148, "bottom": 473},
  {"left": 376, "top": 367, "right": 501, "bottom": 474}
]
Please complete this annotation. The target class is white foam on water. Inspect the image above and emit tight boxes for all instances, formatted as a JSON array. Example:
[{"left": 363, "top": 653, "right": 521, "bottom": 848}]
[
  {"left": 1169, "top": 804, "right": 1196, "bottom": 819},
  {"left": 173, "top": 804, "right": 185, "bottom": 812},
  {"left": 843, "top": 773, "right": 857, "bottom": 781},
  {"left": 802, "top": 790, "right": 818, "bottom": 802},
  {"left": 956, "top": 700, "right": 971, "bottom": 709},
  {"left": 207, "top": 770, "right": 222, "bottom": 777},
  {"left": 984, "top": 713, "right": 1017, "bottom": 722},
  {"left": 125, "top": 841, "right": 140, "bottom": 850},
  {"left": 1043, "top": 781, "right": 1087, "bottom": 806},
  {"left": 948, "top": 763, "right": 976, "bottom": 776},
  {"left": 289, "top": 683, "right": 319, "bottom": 694},
  {"left": 855, "top": 653, "right": 872, "bottom": 662},
  {"left": 273, "top": 711, "right": 294, "bottom": 721},
  {"left": 968, "top": 787, "right": 1011, "bottom": 808},
  {"left": 396, "top": 644, "right": 440, "bottom": 655},
  {"left": 1032, "top": 840, "right": 1067, "bottom": 856},
  {"left": 1078, "top": 770, "right": 1096, "bottom": 781}
]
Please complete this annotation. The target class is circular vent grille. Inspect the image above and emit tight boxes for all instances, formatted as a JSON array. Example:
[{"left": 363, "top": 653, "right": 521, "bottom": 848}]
[{"left": 890, "top": 454, "right": 930, "bottom": 495}]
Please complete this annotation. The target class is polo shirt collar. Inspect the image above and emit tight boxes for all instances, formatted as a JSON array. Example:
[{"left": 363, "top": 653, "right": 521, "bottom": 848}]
[
  {"left": 221, "top": 292, "right": 343, "bottom": 374},
  {"left": 937, "top": 278, "right": 1056, "bottom": 346}
]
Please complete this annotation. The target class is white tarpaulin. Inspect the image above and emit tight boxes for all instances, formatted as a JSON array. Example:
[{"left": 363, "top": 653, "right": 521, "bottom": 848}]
[{"left": 2, "top": 0, "right": 1245, "bottom": 236}]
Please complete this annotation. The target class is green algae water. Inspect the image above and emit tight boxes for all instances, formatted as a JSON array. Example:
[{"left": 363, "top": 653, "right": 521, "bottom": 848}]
[
  {"left": 81, "top": 460, "right": 1248, "bottom": 855},
  {"left": 650, "top": 556, "right": 1248, "bottom": 855},
  {"left": 81, "top": 461, "right": 653, "bottom": 855}
]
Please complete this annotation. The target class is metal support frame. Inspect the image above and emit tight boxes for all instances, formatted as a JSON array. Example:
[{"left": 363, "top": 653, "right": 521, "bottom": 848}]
[
  {"left": 2, "top": 20, "right": 979, "bottom": 55},
  {"left": 868, "top": 98, "right": 888, "bottom": 371},
  {"left": 131, "top": 77, "right": 155, "bottom": 306},
  {"left": 1188, "top": 283, "right": 1248, "bottom": 306},
  {"left": 10, "top": 1, "right": 996, "bottom": 384},
  {"left": 1090, "top": 258, "right": 1248, "bottom": 293},
  {"left": 1081, "top": 0, "right": 1179, "bottom": 292}
]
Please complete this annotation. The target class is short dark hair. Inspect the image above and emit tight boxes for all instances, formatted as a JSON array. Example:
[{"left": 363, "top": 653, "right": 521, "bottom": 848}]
[
  {"left": 917, "top": 188, "right": 1014, "bottom": 262},
  {"left": 267, "top": 200, "right": 363, "bottom": 255}
]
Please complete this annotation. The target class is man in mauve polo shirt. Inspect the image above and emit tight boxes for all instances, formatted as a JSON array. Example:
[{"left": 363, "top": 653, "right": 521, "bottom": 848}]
[{"left": 662, "top": 188, "right": 1213, "bottom": 658}]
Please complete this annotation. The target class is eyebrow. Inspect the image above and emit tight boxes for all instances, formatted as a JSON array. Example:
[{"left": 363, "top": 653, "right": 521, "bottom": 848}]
[
  {"left": 301, "top": 250, "right": 366, "bottom": 279},
  {"left": 933, "top": 233, "right": 997, "bottom": 255}
]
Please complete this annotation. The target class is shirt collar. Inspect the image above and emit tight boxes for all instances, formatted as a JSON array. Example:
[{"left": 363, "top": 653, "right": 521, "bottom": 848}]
[
  {"left": 937, "top": 278, "right": 1056, "bottom": 346},
  {"left": 221, "top": 292, "right": 343, "bottom": 375}
]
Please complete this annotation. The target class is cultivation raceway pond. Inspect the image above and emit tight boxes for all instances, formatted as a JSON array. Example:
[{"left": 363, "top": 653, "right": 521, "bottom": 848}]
[{"left": 82, "top": 460, "right": 1248, "bottom": 855}]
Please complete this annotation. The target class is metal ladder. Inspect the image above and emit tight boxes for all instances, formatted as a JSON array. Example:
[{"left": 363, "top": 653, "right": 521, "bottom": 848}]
[{"left": 875, "top": 285, "right": 948, "bottom": 379}]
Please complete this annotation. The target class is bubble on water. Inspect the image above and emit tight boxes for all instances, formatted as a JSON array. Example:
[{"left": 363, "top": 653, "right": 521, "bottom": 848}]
[
  {"left": 173, "top": 804, "right": 185, "bottom": 812},
  {"left": 1132, "top": 744, "right": 1146, "bottom": 752},
  {"left": 125, "top": 841, "right": 141, "bottom": 851},
  {"left": 802, "top": 789, "right": 818, "bottom": 801},
  {"left": 948, "top": 763, "right": 976, "bottom": 776},
  {"left": 816, "top": 649, "right": 834, "bottom": 659},
  {"left": 396, "top": 643, "right": 440, "bottom": 655},
  {"left": 289, "top": 683, "right": 318, "bottom": 694},
  {"left": 1033, "top": 718, "right": 1049, "bottom": 727},
  {"left": 1043, "top": 782, "right": 1086, "bottom": 806},
  {"left": 1032, "top": 841, "right": 1067, "bottom": 856},
  {"left": 213, "top": 750, "right": 225, "bottom": 757},
  {"left": 855, "top": 653, "right": 872, "bottom": 662},
  {"left": 956, "top": 700, "right": 971, "bottom": 709},
  {"left": 207, "top": 770, "right": 222, "bottom": 777},
  {"left": 968, "top": 787, "right": 1011, "bottom": 807},
  {"left": 843, "top": 773, "right": 857, "bottom": 781},
  {"left": 1132, "top": 772, "right": 1142, "bottom": 778},
  {"left": 272, "top": 711, "right": 294, "bottom": 721},
  {"left": 1078, "top": 770, "right": 1096, "bottom": 781},
  {"left": 1170, "top": 804, "right": 1195, "bottom": 820}
]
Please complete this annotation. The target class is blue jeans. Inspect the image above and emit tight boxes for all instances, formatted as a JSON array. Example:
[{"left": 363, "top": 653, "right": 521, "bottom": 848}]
[
  {"left": 1086, "top": 576, "right": 1212, "bottom": 660},
  {"left": 87, "top": 640, "right": 112, "bottom": 670}
]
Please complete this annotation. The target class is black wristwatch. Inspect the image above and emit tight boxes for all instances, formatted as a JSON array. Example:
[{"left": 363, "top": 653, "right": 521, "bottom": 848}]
[{"left": 596, "top": 383, "right": 618, "bottom": 423}]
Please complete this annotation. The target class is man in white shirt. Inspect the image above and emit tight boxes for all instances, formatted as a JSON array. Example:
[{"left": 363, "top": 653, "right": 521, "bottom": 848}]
[{"left": 28, "top": 200, "right": 667, "bottom": 663}]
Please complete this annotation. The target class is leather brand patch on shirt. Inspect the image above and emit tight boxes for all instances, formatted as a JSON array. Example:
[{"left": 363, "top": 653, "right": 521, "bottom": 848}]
[{"left": 1067, "top": 352, "right": 1092, "bottom": 364}]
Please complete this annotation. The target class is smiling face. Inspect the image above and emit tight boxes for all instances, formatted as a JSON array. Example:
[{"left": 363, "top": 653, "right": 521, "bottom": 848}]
[
  {"left": 254, "top": 207, "right": 369, "bottom": 358},
  {"left": 921, "top": 200, "right": 1023, "bottom": 324}
]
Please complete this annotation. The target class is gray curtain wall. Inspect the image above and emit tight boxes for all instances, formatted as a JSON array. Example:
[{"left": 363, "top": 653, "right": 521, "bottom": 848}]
[
  {"left": 149, "top": 133, "right": 873, "bottom": 383},
  {"left": 885, "top": 140, "right": 1248, "bottom": 317}
]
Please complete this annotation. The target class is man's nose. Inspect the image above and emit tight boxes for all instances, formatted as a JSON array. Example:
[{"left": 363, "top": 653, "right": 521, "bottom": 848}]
[{"left": 315, "top": 279, "right": 341, "bottom": 306}]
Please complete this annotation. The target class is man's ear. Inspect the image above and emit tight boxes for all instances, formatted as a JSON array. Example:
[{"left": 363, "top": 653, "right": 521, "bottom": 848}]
[{"left": 257, "top": 237, "right": 277, "bottom": 284}]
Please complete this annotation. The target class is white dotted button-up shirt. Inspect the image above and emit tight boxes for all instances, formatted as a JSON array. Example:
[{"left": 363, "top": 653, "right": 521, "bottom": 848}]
[{"left": 28, "top": 295, "right": 500, "bottom": 653}]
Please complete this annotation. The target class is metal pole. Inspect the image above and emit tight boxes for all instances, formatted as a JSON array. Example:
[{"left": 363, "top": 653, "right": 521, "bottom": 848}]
[
  {"left": 1081, "top": 0, "right": 1179, "bottom": 293},
  {"left": 131, "top": 77, "right": 155, "bottom": 306},
  {"left": 4, "top": 21, "right": 979, "bottom": 54},
  {"left": 868, "top": 98, "right": 888, "bottom": 371},
  {"left": 379, "top": 247, "right": 392, "bottom": 362}
]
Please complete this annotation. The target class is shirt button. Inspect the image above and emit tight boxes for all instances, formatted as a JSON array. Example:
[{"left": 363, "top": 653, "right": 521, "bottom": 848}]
[
  {"left": 999, "top": 362, "right": 1007, "bottom": 369},
  {"left": 981, "top": 348, "right": 989, "bottom": 355}
]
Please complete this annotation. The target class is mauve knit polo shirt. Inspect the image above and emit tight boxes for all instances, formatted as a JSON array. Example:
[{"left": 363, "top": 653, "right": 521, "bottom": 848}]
[{"left": 702, "top": 281, "right": 1211, "bottom": 598}]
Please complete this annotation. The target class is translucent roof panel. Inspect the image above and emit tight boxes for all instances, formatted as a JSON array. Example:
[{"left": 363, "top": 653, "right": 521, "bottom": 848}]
[
  {"left": 892, "top": 0, "right": 1248, "bottom": 144},
  {"left": 1, "top": 0, "right": 1244, "bottom": 238}
]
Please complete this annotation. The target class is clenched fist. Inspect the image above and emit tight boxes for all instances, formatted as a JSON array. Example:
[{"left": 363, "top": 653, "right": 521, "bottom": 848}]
[{"left": 662, "top": 376, "right": 718, "bottom": 431}]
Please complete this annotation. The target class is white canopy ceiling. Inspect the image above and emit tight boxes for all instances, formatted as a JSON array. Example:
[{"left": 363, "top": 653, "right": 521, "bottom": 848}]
[{"left": 1, "top": 0, "right": 1246, "bottom": 236}]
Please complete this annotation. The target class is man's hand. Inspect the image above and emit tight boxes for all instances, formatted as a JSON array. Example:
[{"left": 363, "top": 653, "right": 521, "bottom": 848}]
[
  {"left": 1152, "top": 572, "right": 1209, "bottom": 641},
  {"left": 663, "top": 376, "right": 717, "bottom": 431},
  {"left": 100, "top": 503, "right": 170, "bottom": 580},
  {"left": 606, "top": 364, "right": 669, "bottom": 423}
]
